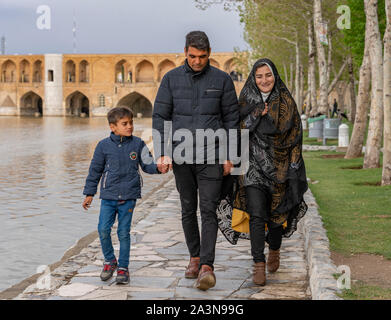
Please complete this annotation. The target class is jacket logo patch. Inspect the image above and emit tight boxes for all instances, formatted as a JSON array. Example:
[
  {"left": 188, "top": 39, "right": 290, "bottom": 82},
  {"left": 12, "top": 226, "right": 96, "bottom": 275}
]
[{"left": 130, "top": 152, "right": 137, "bottom": 160}]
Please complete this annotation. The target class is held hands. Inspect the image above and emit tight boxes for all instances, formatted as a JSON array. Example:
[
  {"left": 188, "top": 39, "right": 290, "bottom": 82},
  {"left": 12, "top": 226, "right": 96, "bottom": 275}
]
[
  {"left": 157, "top": 156, "right": 172, "bottom": 174},
  {"left": 262, "top": 103, "right": 269, "bottom": 116},
  {"left": 223, "top": 160, "right": 234, "bottom": 176},
  {"left": 82, "top": 196, "right": 93, "bottom": 210}
]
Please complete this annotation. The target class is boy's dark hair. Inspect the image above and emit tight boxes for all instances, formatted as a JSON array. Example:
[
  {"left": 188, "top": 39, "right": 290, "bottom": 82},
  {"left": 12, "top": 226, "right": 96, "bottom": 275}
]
[
  {"left": 107, "top": 106, "right": 133, "bottom": 124},
  {"left": 185, "top": 31, "right": 210, "bottom": 52}
]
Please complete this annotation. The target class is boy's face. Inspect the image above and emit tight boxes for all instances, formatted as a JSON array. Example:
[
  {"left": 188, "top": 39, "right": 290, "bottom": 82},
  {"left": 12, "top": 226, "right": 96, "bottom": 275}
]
[{"left": 110, "top": 116, "right": 134, "bottom": 137}]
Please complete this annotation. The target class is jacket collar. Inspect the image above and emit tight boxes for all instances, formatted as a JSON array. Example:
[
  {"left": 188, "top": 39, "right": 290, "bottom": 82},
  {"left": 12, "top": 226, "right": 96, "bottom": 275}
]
[
  {"left": 110, "top": 132, "right": 133, "bottom": 144},
  {"left": 184, "top": 59, "right": 210, "bottom": 76}
]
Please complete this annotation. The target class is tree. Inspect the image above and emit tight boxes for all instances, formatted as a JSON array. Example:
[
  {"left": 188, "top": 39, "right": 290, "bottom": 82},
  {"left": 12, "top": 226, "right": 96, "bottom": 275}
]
[
  {"left": 239, "top": 0, "right": 309, "bottom": 111},
  {"left": 345, "top": 19, "right": 371, "bottom": 159},
  {"left": 308, "top": 19, "right": 318, "bottom": 115},
  {"left": 195, "top": 0, "right": 350, "bottom": 116},
  {"left": 363, "top": 0, "right": 384, "bottom": 169},
  {"left": 382, "top": 0, "right": 391, "bottom": 185},
  {"left": 343, "top": 0, "right": 386, "bottom": 158},
  {"left": 313, "top": 0, "right": 329, "bottom": 115}
]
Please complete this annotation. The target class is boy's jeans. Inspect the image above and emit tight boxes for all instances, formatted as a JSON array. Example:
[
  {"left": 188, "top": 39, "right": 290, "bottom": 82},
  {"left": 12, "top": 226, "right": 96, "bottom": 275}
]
[{"left": 98, "top": 199, "right": 136, "bottom": 268}]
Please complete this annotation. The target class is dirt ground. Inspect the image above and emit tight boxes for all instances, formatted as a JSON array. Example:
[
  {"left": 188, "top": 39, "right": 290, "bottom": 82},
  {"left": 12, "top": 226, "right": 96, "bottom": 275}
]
[{"left": 331, "top": 251, "right": 391, "bottom": 289}]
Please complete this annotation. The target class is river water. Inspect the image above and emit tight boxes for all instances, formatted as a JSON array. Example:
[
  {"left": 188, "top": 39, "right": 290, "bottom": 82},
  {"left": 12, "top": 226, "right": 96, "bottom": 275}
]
[{"left": 0, "top": 116, "right": 157, "bottom": 292}]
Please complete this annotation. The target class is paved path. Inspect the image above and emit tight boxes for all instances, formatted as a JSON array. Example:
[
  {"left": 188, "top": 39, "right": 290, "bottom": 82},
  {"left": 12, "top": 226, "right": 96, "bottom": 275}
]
[{"left": 16, "top": 174, "right": 310, "bottom": 300}]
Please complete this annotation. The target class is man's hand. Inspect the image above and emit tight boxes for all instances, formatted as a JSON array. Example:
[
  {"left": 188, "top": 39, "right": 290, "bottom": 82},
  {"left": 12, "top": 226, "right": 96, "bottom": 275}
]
[
  {"left": 262, "top": 103, "right": 269, "bottom": 116},
  {"left": 82, "top": 196, "right": 93, "bottom": 210},
  {"left": 157, "top": 156, "right": 172, "bottom": 173},
  {"left": 223, "top": 160, "right": 233, "bottom": 176},
  {"left": 157, "top": 163, "right": 169, "bottom": 173}
]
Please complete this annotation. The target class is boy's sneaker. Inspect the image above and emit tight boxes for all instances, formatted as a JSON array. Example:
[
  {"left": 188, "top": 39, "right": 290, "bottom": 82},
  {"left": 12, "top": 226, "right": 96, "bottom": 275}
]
[
  {"left": 100, "top": 259, "right": 117, "bottom": 281},
  {"left": 116, "top": 267, "right": 130, "bottom": 284}
]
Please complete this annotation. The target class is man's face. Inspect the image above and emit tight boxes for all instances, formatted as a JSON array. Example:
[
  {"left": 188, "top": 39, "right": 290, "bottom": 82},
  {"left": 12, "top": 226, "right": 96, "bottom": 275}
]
[
  {"left": 255, "top": 65, "right": 275, "bottom": 94},
  {"left": 110, "top": 116, "right": 134, "bottom": 137},
  {"left": 185, "top": 46, "right": 211, "bottom": 72}
]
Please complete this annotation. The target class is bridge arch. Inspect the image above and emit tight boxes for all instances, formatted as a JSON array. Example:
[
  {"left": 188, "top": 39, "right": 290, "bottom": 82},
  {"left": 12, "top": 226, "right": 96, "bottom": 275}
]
[
  {"left": 209, "top": 58, "right": 220, "bottom": 69},
  {"left": 1, "top": 60, "right": 16, "bottom": 82},
  {"left": 135, "top": 60, "right": 154, "bottom": 83},
  {"left": 33, "top": 60, "right": 43, "bottom": 82},
  {"left": 157, "top": 59, "right": 175, "bottom": 82},
  {"left": 65, "top": 91, "right": 90, "bottom": 117},
  {"left": 115, "top": 59, "right": 132, "bottom": 83},
  {"left": 79, "top": 60, "right": 90, "bottom": 83},
  {"left": 117, "top": 92, "right": 152, "bottom": 117},
  {"left": 20, "top": 91, "right": 43, "bottom": 116},
  {"left": 65, "top": 60, "right": 76, "bottom": 82},
  {"left": 19, "top": 59, "right": 31, "bottom": 83},
  {"left": 224, "top": 58, "right": 235, "bottom": 74}
]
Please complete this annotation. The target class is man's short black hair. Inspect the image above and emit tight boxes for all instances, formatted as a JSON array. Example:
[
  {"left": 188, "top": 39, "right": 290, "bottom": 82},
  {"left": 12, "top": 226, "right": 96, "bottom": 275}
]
[
  {"left": 107, "top": 106, "right": 133, "bottom": 124},
  {"left": 185, "top": 31, "right": 210, "bottom": 52}
]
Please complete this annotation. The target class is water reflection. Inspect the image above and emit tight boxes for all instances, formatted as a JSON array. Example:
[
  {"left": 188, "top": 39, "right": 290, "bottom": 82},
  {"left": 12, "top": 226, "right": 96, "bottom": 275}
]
[{"left": 0, "top": 116, "right": 153, "bottom": 291}]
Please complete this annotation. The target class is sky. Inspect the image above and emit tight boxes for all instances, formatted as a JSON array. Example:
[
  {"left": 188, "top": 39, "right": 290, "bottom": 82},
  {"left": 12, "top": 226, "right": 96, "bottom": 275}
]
[{"left": 0, "top": 0, "right": 247, "bottom": 55}]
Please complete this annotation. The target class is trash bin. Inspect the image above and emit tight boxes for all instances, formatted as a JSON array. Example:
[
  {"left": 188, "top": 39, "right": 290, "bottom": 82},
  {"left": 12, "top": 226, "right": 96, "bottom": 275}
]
[
  {"left": 323, "top": 118, "right": 341, "bottom": 145},
  {"left": 308, "top": 115, "right": 326, "bottom": 139},
  {"left": 301, "top": 114, "right": 307, "bottom": 130}
]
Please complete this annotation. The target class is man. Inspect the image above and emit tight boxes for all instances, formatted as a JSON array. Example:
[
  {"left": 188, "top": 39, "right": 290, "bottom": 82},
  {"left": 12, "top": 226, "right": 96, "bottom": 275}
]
[
  {"left": 152, "top": 31, "right": 239, "bottom": 291},
  {"left": 331, "top": 98, "right": 338, "bottom": 118}
]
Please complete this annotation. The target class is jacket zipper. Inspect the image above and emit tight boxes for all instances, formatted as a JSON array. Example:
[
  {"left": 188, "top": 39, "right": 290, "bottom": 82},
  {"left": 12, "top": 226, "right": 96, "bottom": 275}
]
[{"left": 103, "top": 171, "right": 108, "bottom": 189}]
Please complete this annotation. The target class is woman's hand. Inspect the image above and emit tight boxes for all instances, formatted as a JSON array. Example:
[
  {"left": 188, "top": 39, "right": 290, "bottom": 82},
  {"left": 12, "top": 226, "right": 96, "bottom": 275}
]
[{"left": 262, "top": 103, "right": 269, "bottom": 116}]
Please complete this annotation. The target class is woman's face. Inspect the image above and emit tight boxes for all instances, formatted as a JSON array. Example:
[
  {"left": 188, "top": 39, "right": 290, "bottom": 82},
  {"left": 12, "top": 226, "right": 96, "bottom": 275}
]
[{"left": 255, "top": 65, "right": 275, "bottom": 93}]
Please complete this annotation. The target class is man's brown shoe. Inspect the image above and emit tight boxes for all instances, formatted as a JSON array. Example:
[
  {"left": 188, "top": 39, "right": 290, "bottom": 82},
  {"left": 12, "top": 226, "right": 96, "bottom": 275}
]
[
  {"left": 253, "top": 262, "right": 266, "bottom": 286},
  {"left": 185, "top": 257, "right": 200, "bottom": 279},
  {"left": 194, "top": 265, "right": 216, "bottom": 291},
  {"left": 267, "top": 249, "right": 280, "bottom": 273}
]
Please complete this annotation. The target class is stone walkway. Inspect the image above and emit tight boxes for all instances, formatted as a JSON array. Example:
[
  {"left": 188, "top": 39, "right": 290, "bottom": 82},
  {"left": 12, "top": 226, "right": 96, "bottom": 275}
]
[{"left": 16, "top": 174, "right": 311, "bottom": 300}]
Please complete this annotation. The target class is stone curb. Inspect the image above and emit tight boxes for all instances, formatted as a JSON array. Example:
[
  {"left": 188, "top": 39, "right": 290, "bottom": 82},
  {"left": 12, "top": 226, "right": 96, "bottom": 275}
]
[
  {"left": 299, "top": 188, "right": 343, "bottom": 300},
  {"left": 303, "top": 145, "right": 337, "bottom": 151}
]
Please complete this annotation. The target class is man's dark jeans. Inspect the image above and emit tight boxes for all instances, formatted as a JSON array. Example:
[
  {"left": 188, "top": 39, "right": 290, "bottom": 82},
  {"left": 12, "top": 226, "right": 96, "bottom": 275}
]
[
  {"left": 245, "top": 185, "right": 283, "bottom": 263},
  {"left": 172, "top": 163, "right": 223, "bottom": 270}
]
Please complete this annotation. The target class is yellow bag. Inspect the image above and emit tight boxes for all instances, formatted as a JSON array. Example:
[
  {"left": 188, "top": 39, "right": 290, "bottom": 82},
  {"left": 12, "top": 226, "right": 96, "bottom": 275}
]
[
  {"left": 232, "top": 208, "right": 250, "bottom": 233},
  {"left": 232, "top": 208, "right": 288, "bottom": 233}
]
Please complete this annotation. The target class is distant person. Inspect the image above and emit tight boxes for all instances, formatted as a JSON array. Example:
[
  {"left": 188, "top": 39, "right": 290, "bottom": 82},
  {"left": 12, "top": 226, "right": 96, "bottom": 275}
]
[
  {"left": 331, "top": 99, "right": 338, "bottom": 118},
  {"left": 339, "top": 110, "right": 348, "bottom": 121},
  {"left": 82, "top": 107, "right": 167, "bottom": 284},
  {"left": 302, "top": 102, "right": 307, "bottom": 115},
  {"left": 230, "top": 70, "right": 238, "bottom": 81}
]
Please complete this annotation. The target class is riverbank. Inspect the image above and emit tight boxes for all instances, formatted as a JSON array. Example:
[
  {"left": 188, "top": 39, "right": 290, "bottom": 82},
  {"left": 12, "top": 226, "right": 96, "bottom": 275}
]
[{"left": 0, "top": 170, "right": 174, "bottom": 300}]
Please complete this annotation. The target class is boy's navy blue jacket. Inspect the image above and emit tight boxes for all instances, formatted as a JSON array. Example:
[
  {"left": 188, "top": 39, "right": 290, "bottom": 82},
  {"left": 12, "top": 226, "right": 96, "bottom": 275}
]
[{"left": 83, "top": 132, "right": 159, "bottom": 200}]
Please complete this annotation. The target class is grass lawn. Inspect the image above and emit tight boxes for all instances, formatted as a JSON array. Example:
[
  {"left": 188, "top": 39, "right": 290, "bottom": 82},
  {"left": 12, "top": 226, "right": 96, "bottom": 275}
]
[
  {"left": 303, "top": 151, "right": 391, "bottom": 299},
  {"left": 338, "top": 281, "right": 391, "bottom": 300}
]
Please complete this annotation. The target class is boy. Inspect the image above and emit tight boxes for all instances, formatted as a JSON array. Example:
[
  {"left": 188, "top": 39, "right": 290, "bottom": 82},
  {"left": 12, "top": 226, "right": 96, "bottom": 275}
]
[{"left": 82, "top": 106, "right": 167, "bottom": 284}]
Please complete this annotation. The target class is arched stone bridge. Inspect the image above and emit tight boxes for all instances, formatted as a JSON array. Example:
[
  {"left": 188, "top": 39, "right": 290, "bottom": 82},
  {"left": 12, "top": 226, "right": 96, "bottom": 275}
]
[{"left": 0, "top": 52, "right": 244, "bottom": 117}]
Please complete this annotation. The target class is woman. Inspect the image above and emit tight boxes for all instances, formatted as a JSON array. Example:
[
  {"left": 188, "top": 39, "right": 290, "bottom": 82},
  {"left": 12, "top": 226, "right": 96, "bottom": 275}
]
[{"left": 217, "top": 58, "right": 308, "bottom": 286}]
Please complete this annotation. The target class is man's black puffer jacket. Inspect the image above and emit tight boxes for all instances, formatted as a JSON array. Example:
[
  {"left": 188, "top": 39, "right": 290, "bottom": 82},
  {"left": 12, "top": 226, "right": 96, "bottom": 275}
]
[{"left": 152, "top": 60, "right": 240, "bottom": 163}]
